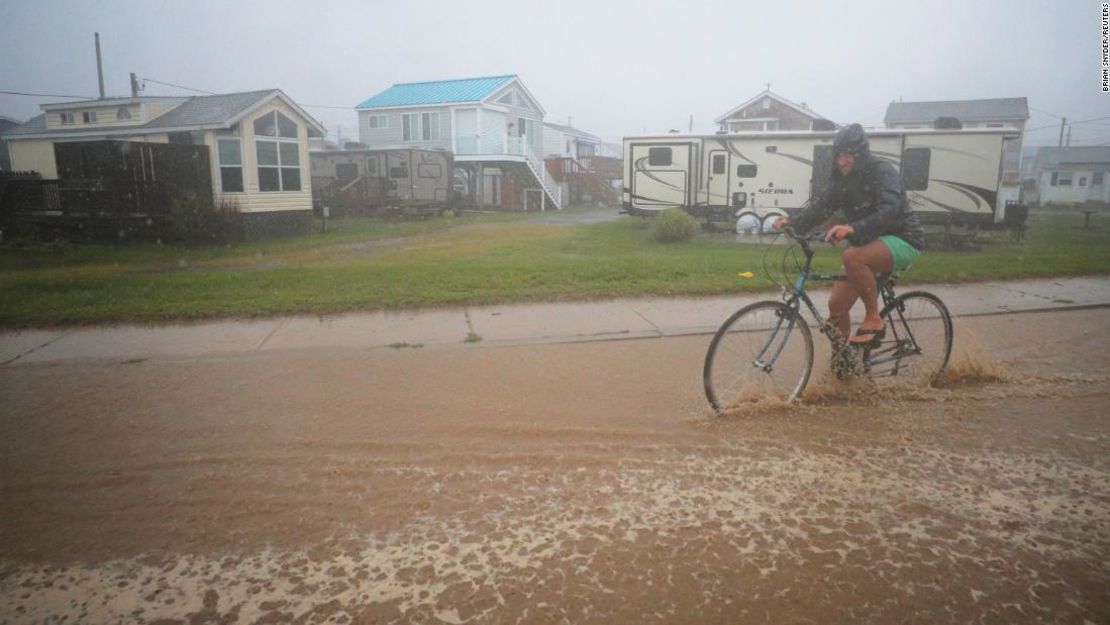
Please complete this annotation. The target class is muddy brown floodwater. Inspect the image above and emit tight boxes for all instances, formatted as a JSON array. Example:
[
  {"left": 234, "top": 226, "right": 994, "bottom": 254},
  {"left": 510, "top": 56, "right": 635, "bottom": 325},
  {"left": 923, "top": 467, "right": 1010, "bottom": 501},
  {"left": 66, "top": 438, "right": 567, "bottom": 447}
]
[{"left": 1, "top": 308, "right": 1108, "bottom": 624}]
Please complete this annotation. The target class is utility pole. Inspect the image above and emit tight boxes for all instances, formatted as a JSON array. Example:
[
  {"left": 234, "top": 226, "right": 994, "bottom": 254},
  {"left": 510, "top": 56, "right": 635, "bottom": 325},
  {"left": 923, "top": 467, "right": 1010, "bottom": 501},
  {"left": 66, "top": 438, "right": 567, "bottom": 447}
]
[
  {"left": 94, "top": 33, "right": 105, "bottom": 99},
  {"left": 130, "top": 72, "right": 139, "bottom": 98},
  {"left": 1066, "top": 125, "right": 1072, "bottom": 146},
  {"left": 689, "top": 114, "right": 693, "bottom": 133},
  {"left": 1059, "top": 117, "right": 1067, "bottom": 147}
]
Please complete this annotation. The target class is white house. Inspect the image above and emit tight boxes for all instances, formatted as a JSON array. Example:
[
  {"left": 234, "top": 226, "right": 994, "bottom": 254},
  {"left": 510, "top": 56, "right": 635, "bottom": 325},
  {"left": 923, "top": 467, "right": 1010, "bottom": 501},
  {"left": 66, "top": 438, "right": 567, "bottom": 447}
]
[
  {"left": 1027, "top": 147, "right": 1110, "bottom": 206},
  {"left": 2, "top": 89, "right": 327, "bottom": 238},
  {"left": 542, "top": 121, "right": 603, "bottom": 159},
  {"left": 885, "top": 98, "right": 1029, "bottom": 206},
  {"left": 715, "top": 90, "right": 831, "bottom": 133},
  {"left": 356, "top": 75, "right": 560, "bottom": 210}
]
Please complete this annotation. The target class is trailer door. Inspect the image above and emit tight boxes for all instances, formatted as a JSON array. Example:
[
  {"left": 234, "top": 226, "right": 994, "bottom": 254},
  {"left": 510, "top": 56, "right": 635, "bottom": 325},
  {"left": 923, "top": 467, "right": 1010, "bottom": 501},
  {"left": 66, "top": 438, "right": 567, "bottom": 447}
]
[
  {"left": 629, "top": 143, "right": 692, "bottom": 208},
  {"left": 707, "top": 150, "right": 730, "bottom": 206}
]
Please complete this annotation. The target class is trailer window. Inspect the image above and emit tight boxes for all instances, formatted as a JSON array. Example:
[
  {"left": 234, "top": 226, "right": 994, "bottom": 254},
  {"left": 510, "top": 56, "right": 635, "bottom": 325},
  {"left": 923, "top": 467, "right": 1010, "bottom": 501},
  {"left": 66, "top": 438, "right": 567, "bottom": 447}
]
[
  {"left": 390, "top": 163, "right": 409, "bottom": 178},
  {"left": 902, "top": 148, "right": 931, "bottom": 191},
  {"left": 418, "top": 163, "right": 443, "bottom": 179},
  {"left": 736, "top": 164, "right": 757, "bottom": 178},
  {"left": 648, "top": 147, "right": 672, "bottom": 166},
  {"left": 712, "top": 153, "right": 726, "bottom": 174}
]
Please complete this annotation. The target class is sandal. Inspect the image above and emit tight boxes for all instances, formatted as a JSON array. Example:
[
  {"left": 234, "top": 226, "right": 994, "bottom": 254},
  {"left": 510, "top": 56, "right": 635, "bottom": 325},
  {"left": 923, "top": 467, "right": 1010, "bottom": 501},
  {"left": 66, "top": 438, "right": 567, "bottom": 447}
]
[{"left": 849, "top": 326, "right": 885, "bottom": 346}]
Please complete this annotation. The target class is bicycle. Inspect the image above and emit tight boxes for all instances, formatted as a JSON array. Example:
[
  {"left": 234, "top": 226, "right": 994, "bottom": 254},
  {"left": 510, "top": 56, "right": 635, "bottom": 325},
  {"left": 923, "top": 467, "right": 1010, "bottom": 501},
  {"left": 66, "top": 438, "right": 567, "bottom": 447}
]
[{"left": 703, "top": 227, "right": 953, "bottom": 411}]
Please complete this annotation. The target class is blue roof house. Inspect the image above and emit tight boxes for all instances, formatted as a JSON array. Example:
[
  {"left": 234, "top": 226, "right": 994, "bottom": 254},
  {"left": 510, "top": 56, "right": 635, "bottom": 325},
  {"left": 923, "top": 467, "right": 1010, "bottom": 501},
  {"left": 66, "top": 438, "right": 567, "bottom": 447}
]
[{"left": 356, "top": 75, "right": 560, "bottom": 210}]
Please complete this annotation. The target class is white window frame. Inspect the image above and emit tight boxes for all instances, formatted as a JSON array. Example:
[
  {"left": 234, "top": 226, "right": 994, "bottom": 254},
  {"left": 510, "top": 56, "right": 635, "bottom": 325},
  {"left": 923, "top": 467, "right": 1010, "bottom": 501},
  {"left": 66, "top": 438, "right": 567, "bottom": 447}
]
[
  {"left": 60, "top": 112, "right": 75, "bottom": 125},
  {"left": 367, "top": 114, "right": 387, "bottom": 129},
  {"left": 83, "top": 111, "right": 96, "bottom": 123},
  {"left": 402, "top": 113, "right": 420, "bottom": 142},
  {"left": 216, "top": 137, "right": 244, "bottom": 193},
  {"left": 254, "top": 110, "right": 301, "bottom": 193},
  {"left": 116, "top": 106, "right": 132, "bottom": 121},
  {"left": 421, "top": 112, "right": 440, "bottom": 141}
]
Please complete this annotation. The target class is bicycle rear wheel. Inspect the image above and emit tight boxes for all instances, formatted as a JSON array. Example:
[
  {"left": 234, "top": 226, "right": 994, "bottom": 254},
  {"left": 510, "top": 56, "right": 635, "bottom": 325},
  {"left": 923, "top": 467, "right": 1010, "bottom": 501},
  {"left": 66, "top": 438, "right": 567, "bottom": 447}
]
[
  {"left": 704, "top": 301, "right": 814, "bottom": 411},
  {"left": 871, "top": 291, "right": 953, "bottom": 383}
]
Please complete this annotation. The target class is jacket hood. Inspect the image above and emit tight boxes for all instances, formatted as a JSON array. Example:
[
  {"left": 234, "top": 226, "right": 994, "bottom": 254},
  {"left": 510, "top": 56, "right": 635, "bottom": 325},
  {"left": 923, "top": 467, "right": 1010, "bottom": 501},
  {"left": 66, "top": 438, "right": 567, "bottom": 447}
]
[{"left": 832, "top": 123, "right": 871, "bottom": 163}]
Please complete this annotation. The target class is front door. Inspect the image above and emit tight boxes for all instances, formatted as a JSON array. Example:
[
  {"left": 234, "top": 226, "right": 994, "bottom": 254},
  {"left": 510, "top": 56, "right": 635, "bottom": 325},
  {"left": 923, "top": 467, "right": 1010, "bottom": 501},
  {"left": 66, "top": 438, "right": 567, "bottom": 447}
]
[{"left": 708, "top": 150, "right": 730, "bottom": 206}]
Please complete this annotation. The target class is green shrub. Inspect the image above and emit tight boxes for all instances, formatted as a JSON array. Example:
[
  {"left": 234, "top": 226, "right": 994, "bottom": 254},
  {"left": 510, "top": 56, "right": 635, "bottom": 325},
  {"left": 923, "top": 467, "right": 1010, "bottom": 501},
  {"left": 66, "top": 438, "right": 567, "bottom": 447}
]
[{"left": 652, "top": 207, "right": 698, "bottom": 243}]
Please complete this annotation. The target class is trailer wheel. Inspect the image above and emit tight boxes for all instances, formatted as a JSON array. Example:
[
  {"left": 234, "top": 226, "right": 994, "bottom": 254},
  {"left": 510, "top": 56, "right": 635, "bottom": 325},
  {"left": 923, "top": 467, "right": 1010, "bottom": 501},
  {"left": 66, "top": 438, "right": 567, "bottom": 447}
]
[{"left": 735, "top": 212, "right": 761, "bottom": 235}]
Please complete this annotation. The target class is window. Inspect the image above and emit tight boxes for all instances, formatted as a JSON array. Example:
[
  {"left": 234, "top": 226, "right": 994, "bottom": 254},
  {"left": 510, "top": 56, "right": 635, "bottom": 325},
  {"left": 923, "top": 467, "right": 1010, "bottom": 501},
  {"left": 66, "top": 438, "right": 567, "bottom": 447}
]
[
  {"left": 421, "top": 112, "right": 440, "bottom": 141},
  {"left": 1058, "top": 172, "right": 1073, "bottom": 186},
  {"left": 402, "top": 113, "right": 419, "bottom": 142},
  {"left": 255, "top": 111, "right": 300, "bottom": 192},
  {"left": 1094, "top": 171, "right": 1104, "bottom": 185},
  {"left": 418, "top": 163, "right": 442, "bottom": 179},
  {"left": 367, "top": 115, "right": 387, "bottom": 129},
  {"left": 737, "top": 164, "right": 758, "bottom": 178},
  {"left": 648, "top": 147, "right": 671, "bottom": 166},
  {"left": 1051, "top": 172, "right": 1058, "bottom": 186},
  {"left": 901, "top": 148, "right": 931, "bottom": 191},
  {"left": 253, "top": 110, "right": 298, "bottom": 139},
  {"left": 712, "top": 153, "right": 726, "bottom": 175},
  {"left": 217, "top": 138, "right": 244, "bottom": 192},
  {"left": 1079, "top": 176, "right": 1087, "bottom": 187},
  {"left": 765, "top": 145, "right": 778, "bottom": 153},
  {"left": 60, "top": 112, "right": 75, "bottom": 125},
  {"left": 82, "top": 111, "right": 97, "bottom": 123},
  {"left": 390, "top": 162, "right": 409, "bottom": 178},
  {"left": 117, "top": 106, "right": 132, "bottom": 120},
  {"left": 335, "top": 163, "right": 358, "bottom": 182}
]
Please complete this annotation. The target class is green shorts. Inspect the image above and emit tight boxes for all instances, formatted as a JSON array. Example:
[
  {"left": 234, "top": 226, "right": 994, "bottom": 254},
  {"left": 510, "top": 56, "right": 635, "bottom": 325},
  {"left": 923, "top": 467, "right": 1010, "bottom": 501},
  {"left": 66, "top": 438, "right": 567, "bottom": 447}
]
[{"left": 879, "top": 235, "right": 922, "bottom": 272}]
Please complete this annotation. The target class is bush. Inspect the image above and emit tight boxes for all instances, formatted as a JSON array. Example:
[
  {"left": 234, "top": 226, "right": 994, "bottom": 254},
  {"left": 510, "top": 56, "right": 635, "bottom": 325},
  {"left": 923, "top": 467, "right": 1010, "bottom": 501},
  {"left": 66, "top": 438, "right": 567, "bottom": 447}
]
[
  {"left": 166, "top": 196, "right": 242, "bottom": 244},
  {"left": 652, "top": 207, "right": 698, "bottom": 243}
]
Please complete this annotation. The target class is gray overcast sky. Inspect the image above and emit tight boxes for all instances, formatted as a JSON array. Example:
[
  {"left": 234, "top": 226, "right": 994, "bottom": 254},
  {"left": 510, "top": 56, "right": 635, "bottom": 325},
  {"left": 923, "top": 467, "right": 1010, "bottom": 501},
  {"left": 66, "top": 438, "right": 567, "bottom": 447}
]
[{"left": 1, "top": 0, "right": 1107, "bottom": 146}]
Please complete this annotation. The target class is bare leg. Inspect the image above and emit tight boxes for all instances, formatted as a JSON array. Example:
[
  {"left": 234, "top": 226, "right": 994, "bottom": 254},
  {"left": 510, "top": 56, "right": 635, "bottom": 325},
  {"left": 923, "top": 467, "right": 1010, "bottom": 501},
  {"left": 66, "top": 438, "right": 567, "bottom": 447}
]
[
  {"left": 827, "top": 279, "right": 858, "bottom": 339},
  {"left": 841, "top": 240, "right": 894, "bottom": 342}
]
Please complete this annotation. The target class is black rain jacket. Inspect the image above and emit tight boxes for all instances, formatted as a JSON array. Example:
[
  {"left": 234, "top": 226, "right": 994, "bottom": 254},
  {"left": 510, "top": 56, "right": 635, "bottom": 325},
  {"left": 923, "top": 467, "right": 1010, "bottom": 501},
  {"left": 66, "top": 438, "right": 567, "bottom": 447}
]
[{"left": 790, "top": 124, "right": 926, "bottom": 251}]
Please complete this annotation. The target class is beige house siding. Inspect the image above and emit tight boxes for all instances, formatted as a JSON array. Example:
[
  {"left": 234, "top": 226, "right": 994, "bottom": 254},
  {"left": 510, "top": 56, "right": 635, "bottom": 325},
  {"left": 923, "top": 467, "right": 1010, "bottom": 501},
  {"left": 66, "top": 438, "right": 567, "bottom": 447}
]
[
  {"left": 236, "top": 98, "right": 313, "bottom": 214},
  {"left": 144, "top": 102, "right": 180, "bottom": 122},
  {"left": 44, "top": 104, "right": 145, "bottom": 130}
]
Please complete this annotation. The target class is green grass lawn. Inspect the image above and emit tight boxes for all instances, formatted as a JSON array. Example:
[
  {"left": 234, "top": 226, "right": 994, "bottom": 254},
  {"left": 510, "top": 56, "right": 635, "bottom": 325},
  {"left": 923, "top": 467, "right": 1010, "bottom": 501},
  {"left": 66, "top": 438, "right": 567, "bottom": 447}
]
[{"left": 1, "top": 208, "right": 1108, "bottom": 328}]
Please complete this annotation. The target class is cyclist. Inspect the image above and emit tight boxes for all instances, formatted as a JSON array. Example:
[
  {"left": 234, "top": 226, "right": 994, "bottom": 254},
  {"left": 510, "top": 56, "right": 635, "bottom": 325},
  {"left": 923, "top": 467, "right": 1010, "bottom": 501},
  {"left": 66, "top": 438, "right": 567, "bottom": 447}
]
[{"left": 773, "top": 123, "right": 925, "bottom": 346}]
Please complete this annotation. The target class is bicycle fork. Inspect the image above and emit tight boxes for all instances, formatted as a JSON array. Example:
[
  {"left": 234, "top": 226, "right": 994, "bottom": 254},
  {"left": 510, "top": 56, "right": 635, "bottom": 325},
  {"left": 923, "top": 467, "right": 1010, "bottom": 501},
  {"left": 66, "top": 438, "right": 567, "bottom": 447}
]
[{"left": 752, "top": 307, "right": 797, "bottom": 373}]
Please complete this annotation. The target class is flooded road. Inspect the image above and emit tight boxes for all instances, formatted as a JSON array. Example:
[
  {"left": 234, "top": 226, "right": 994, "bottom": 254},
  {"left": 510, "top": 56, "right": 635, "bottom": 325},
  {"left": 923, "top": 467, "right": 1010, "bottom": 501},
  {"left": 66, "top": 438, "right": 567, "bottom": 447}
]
[{"left": 1, "top": 308, "right": 1107, "bottom": 624}]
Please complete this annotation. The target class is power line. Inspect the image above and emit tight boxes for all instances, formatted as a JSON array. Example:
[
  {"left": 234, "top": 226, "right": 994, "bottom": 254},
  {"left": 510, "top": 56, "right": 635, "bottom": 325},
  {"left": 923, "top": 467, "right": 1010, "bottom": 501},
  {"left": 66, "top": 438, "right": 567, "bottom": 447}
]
[
  {"left": 139, "top": 77, "right": 214, "bottom": 95},
  {"left": 300, "top": 103, "right": 357, "bottom": 111},
  {"left": 0, "top": 89, "right": 97, "bottom": 99},
  {"left": 1029, "top": 106, "right": 1063, "bottom": 119}
]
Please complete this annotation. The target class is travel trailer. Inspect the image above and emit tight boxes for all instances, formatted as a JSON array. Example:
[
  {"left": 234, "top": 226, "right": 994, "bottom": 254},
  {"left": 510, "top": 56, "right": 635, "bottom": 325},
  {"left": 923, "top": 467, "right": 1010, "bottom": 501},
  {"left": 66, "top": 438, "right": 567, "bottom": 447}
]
[
  {"left": 310, "top": 148, "right": 454, "bottom": 217},
  {"left": 621, "top": 128, "right": 1019, "bottom": 228}
]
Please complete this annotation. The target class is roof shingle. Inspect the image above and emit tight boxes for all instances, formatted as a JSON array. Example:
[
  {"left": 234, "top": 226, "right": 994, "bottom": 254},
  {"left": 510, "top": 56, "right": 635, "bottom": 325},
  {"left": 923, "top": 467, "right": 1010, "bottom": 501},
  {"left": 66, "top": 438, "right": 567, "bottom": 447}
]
[{"left": 885, "top": 98, "right": 1029, "bottom": 124}]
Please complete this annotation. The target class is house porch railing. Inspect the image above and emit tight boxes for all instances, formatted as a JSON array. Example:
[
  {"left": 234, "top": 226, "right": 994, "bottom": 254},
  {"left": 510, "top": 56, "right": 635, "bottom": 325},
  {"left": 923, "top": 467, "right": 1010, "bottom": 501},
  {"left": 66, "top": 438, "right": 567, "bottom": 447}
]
[{"left": 455, "top": 133, "right": 561, "bottom": 208}]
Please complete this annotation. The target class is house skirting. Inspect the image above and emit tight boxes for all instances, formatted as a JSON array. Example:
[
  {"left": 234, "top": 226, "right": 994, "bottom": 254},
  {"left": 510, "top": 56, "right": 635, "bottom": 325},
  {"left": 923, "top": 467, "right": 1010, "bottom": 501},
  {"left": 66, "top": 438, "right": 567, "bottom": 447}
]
[{"left": 240, "top": 210, "right": 313, "bottom": 241}]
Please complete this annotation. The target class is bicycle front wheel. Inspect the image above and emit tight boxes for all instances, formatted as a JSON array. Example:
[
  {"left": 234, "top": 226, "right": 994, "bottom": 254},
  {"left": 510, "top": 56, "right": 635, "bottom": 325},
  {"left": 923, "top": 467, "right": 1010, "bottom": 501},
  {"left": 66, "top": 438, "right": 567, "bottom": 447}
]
[
  {"left": 704, "top": 301, "right": 814, "bottom": 411},
  {"left": 874, "top": 291, "right": 953, "bottom": 383}
]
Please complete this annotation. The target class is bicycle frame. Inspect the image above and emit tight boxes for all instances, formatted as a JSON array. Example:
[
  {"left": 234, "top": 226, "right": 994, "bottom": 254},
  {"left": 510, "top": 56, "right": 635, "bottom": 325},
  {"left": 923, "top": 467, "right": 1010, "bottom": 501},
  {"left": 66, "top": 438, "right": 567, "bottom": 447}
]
[{"left": 753, "top": 232, "right": 921, "bottom": 375}]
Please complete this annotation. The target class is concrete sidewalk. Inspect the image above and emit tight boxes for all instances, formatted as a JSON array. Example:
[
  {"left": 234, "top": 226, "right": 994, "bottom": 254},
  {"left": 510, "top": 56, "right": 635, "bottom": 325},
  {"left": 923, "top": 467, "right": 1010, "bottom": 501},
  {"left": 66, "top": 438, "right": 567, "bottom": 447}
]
[{"left": 2, "top": 276, "right": 1108, "bottom": 365}]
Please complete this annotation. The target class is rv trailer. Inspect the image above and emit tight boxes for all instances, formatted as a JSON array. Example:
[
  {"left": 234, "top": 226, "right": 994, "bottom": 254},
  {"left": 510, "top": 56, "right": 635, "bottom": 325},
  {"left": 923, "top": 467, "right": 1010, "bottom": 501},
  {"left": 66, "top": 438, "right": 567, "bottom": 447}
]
[
  {"left": 310, "top": 148, "right": 454, "bottom": 217},
  {"left": 622, "top": 128, "right": 1018, "bottom": 228}
]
